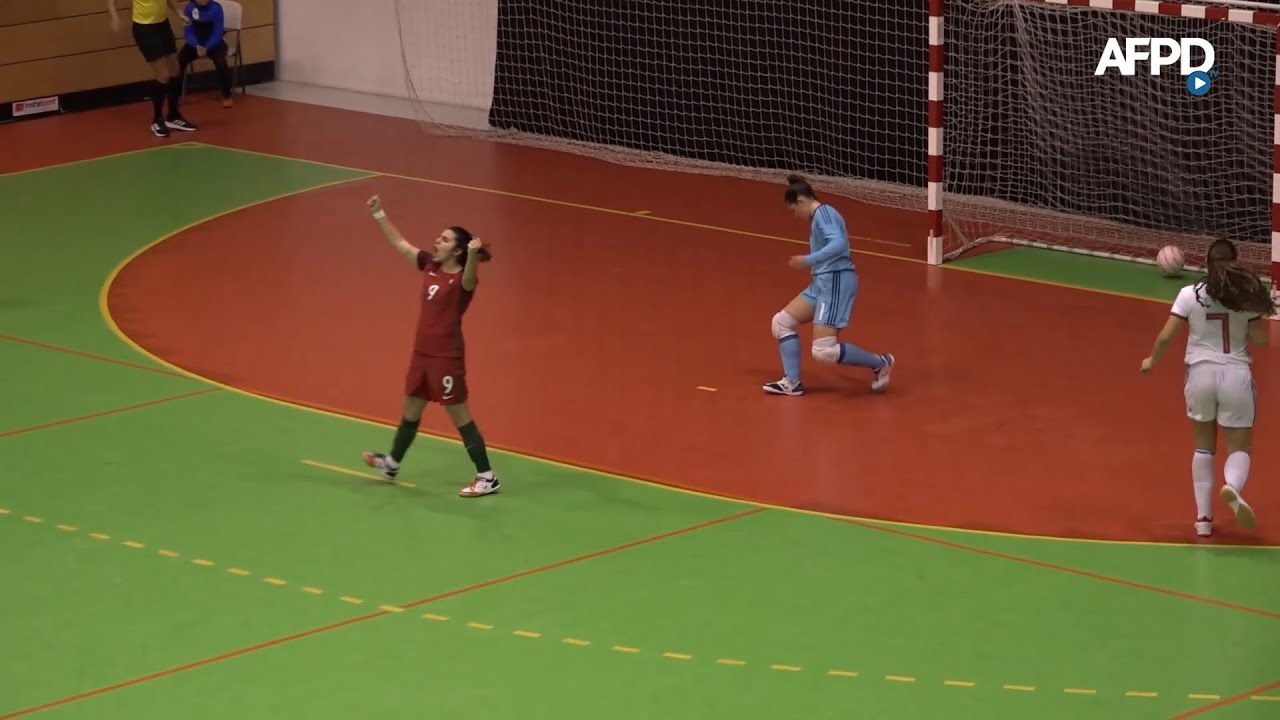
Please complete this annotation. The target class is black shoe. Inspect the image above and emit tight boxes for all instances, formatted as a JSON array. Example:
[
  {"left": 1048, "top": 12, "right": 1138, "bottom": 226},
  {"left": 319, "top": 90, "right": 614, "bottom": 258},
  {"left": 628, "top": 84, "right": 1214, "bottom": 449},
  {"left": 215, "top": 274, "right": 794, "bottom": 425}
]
[
  {"left": 151, "top": 120, "right": 170, "bottom": 137},
  {"left": 165, "top": 114, "right": 198, "bottom": 132}
]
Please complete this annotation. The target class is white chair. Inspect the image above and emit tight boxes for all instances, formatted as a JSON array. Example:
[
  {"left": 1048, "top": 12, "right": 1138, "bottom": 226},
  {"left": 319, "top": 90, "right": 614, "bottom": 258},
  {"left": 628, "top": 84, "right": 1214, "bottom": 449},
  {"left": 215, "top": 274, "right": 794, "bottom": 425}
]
[{"left": 180, "top": 0, "right": 246, "bottom": 98}]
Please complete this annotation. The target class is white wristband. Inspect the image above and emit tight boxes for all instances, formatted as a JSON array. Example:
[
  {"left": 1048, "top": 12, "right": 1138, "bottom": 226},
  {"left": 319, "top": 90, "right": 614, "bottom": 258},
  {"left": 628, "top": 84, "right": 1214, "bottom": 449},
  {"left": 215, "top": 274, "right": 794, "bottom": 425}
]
[{"left": 373, "top": 210, "right": 386, "bottom": 219}]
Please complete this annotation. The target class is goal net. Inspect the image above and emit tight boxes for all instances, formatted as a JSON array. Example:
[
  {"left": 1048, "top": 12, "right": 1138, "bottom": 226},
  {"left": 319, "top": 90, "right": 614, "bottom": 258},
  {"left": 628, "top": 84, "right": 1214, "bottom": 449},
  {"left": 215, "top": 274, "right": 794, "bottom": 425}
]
[
  {"left": 934, "top": 0, "right": 1277, "bottom": 278},
  {"left": 394, "top": 0, "right": 1278, "bottom": 283}
]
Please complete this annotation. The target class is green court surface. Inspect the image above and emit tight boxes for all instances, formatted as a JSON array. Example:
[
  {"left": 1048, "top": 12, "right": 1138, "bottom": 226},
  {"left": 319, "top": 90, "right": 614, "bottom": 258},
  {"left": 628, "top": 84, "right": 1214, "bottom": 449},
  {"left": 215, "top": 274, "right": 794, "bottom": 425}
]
[
  {"left": 952, "top": 244, "right": 1203, "bottom": 303},
  {"left": 1, "top": 145, "right": 1277, "bottom": 720}
]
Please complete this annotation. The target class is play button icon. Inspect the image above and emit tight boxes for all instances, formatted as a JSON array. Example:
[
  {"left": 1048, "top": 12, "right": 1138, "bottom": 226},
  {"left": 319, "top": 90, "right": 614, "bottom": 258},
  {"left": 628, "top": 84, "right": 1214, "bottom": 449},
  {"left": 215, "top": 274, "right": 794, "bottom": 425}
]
[{"left": 1187, "top": 70, "right": 1212, "bottom": 96}]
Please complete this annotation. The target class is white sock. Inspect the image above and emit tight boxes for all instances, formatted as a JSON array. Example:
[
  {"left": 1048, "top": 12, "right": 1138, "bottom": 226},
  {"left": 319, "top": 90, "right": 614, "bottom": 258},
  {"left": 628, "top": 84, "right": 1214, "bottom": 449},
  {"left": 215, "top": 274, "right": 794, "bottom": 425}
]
[
  {"left": 1224, "top": 451, "right": 1251, "bottom": 494},
  {"left": 1192, "top": 449, "right": 1215, "bottom": 519}
]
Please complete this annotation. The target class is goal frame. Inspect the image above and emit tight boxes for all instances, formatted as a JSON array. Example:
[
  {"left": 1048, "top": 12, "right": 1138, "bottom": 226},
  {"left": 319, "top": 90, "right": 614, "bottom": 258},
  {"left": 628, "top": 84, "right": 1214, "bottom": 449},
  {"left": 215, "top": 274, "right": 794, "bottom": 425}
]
[{"left": 925, "top": 0, "right": 1280, "bottom": 307}]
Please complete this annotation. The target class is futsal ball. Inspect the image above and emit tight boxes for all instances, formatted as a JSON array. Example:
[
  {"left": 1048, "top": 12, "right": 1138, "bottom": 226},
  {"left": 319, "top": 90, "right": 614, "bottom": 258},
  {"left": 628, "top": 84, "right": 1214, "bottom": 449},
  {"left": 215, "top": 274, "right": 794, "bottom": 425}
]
[{"left": 1156, "top": 245, "right": 1185, "bottom": 277}]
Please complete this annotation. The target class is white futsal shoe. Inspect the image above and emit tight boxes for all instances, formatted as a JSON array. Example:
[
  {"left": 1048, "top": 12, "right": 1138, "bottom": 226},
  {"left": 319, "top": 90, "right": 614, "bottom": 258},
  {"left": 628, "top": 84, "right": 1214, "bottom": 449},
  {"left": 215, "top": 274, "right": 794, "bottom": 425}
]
[
  {"left": 1219, "top": 485, "right": 1256, "bottom": 530},
  {"left": 1194, "top": 517, "right": 1213, "bottom": 537},
  {"left": 763, "top": 377, "right": 805, "bottom": 396},
  {"left": 871, "top": 354, "right": 895, "bottom": 393},
  {"left": 361, "top": 451, "right": 400, "bottom": 481},
  {"left": 460, "top": 473, "right": 500, "bottom": 498}
]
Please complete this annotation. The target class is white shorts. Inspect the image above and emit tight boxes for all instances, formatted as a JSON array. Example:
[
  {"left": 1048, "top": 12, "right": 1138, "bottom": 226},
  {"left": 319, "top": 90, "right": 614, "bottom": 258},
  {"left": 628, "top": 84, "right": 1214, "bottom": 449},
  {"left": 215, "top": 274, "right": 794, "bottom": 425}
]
[{"left": 1184, "top": 362, "right": 1256, "bottom": 428}]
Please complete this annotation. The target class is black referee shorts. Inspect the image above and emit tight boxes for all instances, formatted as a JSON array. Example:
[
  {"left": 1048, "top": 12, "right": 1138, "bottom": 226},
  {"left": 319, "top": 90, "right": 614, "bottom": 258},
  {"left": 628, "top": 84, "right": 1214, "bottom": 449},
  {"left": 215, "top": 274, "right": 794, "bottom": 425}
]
[{"left": 132, "top": 20, "right": 177, "bottom": 63}]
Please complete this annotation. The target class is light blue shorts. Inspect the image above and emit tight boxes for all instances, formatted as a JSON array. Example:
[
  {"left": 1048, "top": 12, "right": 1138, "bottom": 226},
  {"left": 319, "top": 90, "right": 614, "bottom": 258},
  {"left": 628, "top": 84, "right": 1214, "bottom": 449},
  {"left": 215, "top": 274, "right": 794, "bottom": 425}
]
[{"left": 802, "top": 270, "right": 857, "bottom": 329}]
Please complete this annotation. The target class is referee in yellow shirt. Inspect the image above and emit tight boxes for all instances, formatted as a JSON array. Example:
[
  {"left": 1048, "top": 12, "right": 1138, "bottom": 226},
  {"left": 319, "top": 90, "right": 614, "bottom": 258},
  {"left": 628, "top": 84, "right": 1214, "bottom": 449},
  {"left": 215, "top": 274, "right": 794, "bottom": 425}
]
[{"left": 108, "top": 0, "right": 197, "bottom": 137}]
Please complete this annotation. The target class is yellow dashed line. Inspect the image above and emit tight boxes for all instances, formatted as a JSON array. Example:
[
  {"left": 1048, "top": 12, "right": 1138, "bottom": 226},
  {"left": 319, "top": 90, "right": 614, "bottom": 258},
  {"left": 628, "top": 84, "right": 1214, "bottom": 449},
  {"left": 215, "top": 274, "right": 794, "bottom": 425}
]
[
  {"left": 299, "top": 459, "right": 416, "bottom": 488},
  {"left": 8, "top": 503, "right": 1258, "bottom": 704}
]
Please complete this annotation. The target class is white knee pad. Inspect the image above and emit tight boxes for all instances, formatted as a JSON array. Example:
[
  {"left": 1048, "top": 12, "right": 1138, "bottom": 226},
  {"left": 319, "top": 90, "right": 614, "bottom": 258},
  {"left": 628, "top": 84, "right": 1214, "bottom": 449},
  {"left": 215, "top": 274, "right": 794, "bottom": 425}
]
[
  {"left": 771, "top": 310, "right": 799, "bottom": 339},
  {"left": 812, "top": 336, "right": 839, "bottom": 364}
]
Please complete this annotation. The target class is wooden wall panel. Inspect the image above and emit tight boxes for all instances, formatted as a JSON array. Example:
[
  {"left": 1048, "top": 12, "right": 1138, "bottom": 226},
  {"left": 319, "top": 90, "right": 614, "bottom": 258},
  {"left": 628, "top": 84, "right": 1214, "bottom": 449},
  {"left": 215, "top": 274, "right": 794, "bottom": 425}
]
[
  {"left": 1, "top": 0, "right": 276, "bottom": 104},
  {"left": 0, "top": 1, "right": 130, "bottom": 28},
  {"left": 0, "top": 13, "right": 130, "bottom": 66},
  {"left": 0, "top": 25, "right": 275, "bottom": 101}
]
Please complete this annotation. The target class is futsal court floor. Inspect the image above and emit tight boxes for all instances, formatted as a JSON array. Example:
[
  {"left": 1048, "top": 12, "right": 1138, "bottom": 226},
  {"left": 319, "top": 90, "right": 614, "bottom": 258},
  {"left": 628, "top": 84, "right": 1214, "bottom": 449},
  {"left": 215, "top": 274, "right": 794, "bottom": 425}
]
[{"left": 1, "top": 87, "right": 1277, "bottom": 720}]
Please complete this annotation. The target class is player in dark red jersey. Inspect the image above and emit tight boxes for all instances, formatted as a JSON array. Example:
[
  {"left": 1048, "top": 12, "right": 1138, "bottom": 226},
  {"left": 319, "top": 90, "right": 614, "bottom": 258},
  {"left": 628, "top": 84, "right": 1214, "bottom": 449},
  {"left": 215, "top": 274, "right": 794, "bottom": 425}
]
[{"left": 359, "top": 194, "right": 500, "bottom": 498}]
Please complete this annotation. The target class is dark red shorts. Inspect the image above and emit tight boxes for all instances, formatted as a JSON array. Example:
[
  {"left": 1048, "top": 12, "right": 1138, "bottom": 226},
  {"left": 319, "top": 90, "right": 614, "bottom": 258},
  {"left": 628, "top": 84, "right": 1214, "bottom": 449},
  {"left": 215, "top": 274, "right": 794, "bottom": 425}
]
[{"left": 404, "top": 354, "right": 468, "bottom": 405}]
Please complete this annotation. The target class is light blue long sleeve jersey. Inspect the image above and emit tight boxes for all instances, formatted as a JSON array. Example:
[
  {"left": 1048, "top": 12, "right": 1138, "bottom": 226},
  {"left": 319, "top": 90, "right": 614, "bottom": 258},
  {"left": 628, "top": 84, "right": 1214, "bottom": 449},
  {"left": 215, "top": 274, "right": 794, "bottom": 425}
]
[{"left": 803, "top": 203, "right": 856, "bottom": 275}]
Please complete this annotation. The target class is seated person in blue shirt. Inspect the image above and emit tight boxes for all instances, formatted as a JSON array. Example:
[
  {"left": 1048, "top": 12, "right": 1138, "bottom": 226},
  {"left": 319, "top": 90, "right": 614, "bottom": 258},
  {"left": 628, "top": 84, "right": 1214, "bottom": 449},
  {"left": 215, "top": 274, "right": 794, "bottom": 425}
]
[{"left": 178, "top": 0, "right": 233, "bottom": 107}]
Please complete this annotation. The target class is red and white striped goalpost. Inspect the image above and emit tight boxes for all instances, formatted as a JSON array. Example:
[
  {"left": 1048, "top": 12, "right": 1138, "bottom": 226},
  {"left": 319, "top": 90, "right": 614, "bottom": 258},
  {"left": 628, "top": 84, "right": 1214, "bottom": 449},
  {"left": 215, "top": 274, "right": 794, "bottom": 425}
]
[
  {"left": 927, "top": 0, "right": 945, "bottom": 268},
  {"left": 926, "top": 0, "right": 1280, "bottom": 316}
]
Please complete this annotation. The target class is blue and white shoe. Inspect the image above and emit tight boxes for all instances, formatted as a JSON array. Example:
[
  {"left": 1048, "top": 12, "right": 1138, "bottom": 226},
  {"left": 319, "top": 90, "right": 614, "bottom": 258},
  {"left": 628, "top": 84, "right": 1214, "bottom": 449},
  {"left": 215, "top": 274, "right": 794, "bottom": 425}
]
[{"left": 763, "top": 377, "right": 804, "bottom": 396}]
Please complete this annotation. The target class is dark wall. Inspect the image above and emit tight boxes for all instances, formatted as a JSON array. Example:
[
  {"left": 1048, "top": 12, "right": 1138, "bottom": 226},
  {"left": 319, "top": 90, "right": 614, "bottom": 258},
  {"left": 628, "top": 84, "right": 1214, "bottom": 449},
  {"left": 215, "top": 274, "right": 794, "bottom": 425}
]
[{"left": 489, "top": 1, "right": 1272, "bottom": 244}]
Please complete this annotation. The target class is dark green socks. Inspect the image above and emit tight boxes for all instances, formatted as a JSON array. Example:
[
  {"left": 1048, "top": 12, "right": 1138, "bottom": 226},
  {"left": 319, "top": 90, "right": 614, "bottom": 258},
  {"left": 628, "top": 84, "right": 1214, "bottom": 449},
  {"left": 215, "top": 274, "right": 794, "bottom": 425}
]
[
  {"left": 390, "top": 418, "right": 420, "bottom": 463},
  {"left": 389, "top": 417, "right": 490, "bottom": 474},
  {"left": 458, "top": 421, "right": 492, "bottom": 474}
]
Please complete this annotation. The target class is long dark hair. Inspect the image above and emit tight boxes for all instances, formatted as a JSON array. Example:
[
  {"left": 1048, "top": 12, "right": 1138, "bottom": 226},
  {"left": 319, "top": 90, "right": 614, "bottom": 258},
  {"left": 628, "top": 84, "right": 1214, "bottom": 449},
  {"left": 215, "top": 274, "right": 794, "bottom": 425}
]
[
  {"left": 1195, "top": 239, "right": 1274, "bottom": 315},
  {"left": 448, "top": 225, "right": 491, "bottom": 262}
]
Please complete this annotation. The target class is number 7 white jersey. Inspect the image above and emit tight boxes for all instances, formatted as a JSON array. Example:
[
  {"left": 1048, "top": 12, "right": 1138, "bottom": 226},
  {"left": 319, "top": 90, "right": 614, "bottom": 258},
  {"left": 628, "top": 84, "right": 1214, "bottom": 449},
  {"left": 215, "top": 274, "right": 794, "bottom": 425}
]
[{"left": 1170, "top": 284, "right": 1258, "bottom": 366}]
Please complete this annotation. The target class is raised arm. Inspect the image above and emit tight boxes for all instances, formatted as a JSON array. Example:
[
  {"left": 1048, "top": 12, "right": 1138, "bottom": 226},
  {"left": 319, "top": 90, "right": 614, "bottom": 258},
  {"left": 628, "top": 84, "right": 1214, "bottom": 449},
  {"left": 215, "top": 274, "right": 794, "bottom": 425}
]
[
  {"left": 461, "top": 238, "right": 484, "bottom": 291},
  {"left": 366, "top": 195, "right": 421, "bottom": 266}
]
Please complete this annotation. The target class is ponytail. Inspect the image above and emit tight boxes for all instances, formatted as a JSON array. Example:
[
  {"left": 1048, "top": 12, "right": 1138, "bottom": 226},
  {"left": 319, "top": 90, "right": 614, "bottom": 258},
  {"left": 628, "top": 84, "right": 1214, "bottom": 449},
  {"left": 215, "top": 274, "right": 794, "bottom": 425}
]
[{"left": 784, "top": 174, "right": 816, "bottom": 204}]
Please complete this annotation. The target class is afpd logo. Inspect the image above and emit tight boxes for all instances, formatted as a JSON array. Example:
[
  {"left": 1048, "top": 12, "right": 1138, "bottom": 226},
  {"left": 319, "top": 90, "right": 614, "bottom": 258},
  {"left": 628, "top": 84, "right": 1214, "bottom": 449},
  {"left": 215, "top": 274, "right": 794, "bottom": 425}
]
[{"left": 1094, "top": 38, "right": 1215, "bottom": 76}]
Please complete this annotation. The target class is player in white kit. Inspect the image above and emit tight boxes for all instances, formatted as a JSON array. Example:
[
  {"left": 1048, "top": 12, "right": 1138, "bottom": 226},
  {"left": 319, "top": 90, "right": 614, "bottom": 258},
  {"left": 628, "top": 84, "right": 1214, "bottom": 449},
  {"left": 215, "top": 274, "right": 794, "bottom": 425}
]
[{"left": 1141, "top": 239, "right": 1273, "bottom": 537}]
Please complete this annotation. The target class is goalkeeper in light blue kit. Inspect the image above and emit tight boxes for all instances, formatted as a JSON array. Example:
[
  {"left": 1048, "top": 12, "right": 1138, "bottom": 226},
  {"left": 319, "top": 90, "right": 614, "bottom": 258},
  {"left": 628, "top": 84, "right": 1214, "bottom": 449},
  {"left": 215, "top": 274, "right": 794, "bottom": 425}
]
[{"left": 763, "top": 175, "right": 894, "bottom": 396}]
